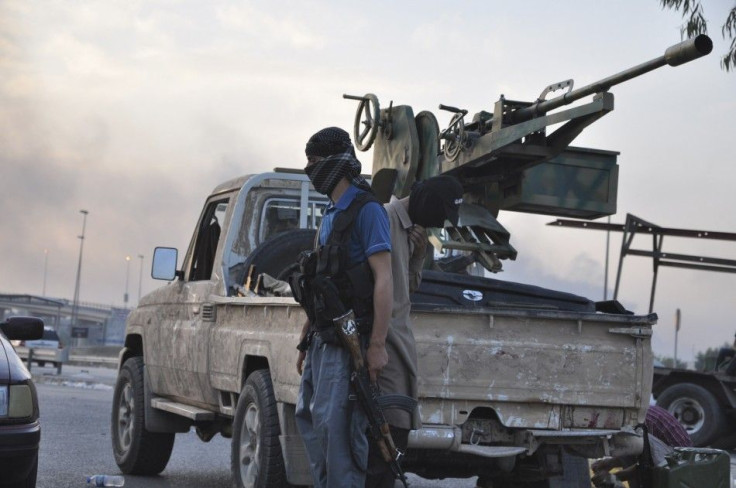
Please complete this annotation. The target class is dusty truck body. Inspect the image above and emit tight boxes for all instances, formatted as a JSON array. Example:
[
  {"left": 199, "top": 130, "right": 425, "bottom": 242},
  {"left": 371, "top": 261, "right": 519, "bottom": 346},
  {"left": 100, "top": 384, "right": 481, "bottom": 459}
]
[{"left": 112, "top": 170, "right": 656, "bottom": 487}]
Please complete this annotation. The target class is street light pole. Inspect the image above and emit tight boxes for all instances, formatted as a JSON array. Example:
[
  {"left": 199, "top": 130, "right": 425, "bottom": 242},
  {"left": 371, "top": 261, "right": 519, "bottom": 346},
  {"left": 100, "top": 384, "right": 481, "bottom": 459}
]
[
  {"left": 124, "top": 256, "right": 131, "bottom": 308},
  {"left": 42, "top": 249, "right": 48, "bottom": 297},
  {"left": 674, "top": 308, "right": 681, "bottom": 367},
  {"left": 70, "top": 210, "right": 89, "bottom": 346},
  {"left": 137, "top": 254, "right": 144, "bottom": 304},
  {"left": 604, "top": 216, "right": 611, "bottom": 300}
]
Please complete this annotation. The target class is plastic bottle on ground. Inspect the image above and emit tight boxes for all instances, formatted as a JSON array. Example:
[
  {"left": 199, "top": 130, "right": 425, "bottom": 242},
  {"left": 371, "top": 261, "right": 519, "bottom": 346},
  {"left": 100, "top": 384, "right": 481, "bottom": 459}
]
[{"left": 86, "top": 474, "right": 125, "bottom": 487}]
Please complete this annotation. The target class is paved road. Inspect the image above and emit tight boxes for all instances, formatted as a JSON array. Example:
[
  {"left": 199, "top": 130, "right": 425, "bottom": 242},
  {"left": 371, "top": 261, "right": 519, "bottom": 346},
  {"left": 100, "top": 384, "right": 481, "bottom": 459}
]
[
  {"left": 30, "top": 362, "right": 736, "bottom": 487},
  {"left": 31, "top": 364, "right": 474, "bottom": 487}
]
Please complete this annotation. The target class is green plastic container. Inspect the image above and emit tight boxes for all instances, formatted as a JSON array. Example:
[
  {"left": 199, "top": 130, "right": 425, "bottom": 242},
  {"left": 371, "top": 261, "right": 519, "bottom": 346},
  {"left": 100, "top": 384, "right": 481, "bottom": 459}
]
[{"left": 651, "top": 447, "right": 730, "bottom": 488}]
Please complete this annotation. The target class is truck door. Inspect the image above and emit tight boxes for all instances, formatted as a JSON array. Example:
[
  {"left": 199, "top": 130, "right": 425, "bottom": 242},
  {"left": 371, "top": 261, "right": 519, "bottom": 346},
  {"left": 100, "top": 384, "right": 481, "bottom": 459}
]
[{"left": 149, "top": 194, "right": 233, "bottom": 407}]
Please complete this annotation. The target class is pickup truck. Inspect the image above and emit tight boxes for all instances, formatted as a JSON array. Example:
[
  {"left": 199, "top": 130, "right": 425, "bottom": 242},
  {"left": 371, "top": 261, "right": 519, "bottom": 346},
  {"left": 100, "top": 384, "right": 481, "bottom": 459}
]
[
  {"left": 111, "top": 170, "right": 657, "bottom": 487},
  {"left": 653, "top": 363, "right": 736, "bottom": 449}
]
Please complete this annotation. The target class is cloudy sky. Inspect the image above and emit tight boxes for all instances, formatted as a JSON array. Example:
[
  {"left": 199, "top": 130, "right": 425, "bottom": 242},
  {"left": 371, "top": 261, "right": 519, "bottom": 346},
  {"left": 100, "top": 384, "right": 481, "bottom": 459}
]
[{"left": 1, "top": 1, "right": 734, "bottom": 364}]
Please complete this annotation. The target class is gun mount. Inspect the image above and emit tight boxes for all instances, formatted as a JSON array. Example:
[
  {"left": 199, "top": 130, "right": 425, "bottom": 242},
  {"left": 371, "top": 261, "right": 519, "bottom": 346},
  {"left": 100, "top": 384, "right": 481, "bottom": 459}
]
[{"left": 344, "top": 35, "right": 712, "bottom": 273}]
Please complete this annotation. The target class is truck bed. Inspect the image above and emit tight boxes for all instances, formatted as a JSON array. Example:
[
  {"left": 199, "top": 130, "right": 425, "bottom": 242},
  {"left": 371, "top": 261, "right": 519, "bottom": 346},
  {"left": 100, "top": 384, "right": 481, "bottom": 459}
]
[{"left": 410, "top": 272, "right": 655, "bottom": 433}]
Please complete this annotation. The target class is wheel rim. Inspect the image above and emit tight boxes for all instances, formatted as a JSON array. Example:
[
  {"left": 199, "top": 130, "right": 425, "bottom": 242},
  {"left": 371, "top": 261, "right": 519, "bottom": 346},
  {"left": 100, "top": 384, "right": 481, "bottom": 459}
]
[
  {"left": 353, "top": 94, "right": 379, "bottom": 151},
  {"left": 668, "top": 397, "right": 705, "bottom": 434},
  {"left": 238, "top": 402, "right": 261, "bottom": 486},
  {"left": 116, "top": 381, "right": 135, "bottom": 452}
]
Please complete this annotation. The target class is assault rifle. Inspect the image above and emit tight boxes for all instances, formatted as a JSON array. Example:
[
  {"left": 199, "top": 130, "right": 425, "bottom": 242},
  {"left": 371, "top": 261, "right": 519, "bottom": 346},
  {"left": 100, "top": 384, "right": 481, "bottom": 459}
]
[
  {"left": 333, "top": 309, "right": 409, "bottom": 488},
  {"left": 308, "top": 274, "right": 409, "bottom": 487}
]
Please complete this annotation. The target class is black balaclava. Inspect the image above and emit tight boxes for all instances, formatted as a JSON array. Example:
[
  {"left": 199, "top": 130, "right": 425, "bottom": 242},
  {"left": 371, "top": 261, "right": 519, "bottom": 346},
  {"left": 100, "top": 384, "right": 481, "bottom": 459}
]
[
  {"left": 304, "top": 127, "right": 371, "bottom": 196},
  {"left": 408, "top": 175, "right": 464, "bottom": 228}
]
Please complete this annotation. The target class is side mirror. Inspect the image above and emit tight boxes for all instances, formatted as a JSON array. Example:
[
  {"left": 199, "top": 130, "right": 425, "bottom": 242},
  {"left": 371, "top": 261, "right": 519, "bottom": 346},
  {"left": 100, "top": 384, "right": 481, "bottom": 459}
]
[
  {"left": 0, "top": 316, "right": 44, "bottom": 341},
  {"left": 152, "top": 247, "right": 180, "bottom": 281}
]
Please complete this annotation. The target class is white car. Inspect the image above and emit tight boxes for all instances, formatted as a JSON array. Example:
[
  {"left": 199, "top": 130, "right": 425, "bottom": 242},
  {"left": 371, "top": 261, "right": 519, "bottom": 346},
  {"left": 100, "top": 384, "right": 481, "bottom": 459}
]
[{"left": 19, "top": 326, "right": 64, "bottom": 368}]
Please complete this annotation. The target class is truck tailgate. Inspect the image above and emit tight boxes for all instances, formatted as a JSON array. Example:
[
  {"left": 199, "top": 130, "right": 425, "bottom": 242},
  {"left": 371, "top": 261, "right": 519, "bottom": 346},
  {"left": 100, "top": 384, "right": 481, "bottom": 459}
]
[{"left": 413, "top": 307, "right": 655, "bottom": 430}]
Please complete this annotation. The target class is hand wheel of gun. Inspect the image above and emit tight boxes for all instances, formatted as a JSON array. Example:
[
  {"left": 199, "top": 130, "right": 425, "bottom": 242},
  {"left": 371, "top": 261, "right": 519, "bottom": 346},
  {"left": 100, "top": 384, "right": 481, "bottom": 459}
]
[{"left": 438, "top": 104, "right": 468, "bottom": 162}]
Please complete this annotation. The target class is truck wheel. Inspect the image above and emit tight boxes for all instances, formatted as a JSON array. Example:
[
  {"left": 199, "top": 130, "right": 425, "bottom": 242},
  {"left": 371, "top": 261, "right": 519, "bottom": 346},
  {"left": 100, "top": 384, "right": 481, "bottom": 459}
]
[
  {"left": 111, "top": 356, "right": 175, "bottom": 474},
  {"left": 231, "top": 369, "right": 286, "bottom": 488},
  {"left": 657, "top": 383, "right": 724, "bottom": 446},
  {"left": 243, "top": 229, "right": 316, "bottom": 281}
]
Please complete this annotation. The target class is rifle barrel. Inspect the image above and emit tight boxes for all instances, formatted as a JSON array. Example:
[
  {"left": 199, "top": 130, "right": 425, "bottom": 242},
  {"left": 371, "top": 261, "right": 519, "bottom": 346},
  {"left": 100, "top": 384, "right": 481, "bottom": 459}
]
[{"left": 510, "top": 35, "right": 713, "bottom": 123}]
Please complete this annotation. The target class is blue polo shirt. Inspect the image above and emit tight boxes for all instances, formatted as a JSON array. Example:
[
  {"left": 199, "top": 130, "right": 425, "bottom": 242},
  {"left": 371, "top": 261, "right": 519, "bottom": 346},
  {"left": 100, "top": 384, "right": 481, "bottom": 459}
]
[{"left": 319, "top": 185, "right": 391, "bottom": 264}]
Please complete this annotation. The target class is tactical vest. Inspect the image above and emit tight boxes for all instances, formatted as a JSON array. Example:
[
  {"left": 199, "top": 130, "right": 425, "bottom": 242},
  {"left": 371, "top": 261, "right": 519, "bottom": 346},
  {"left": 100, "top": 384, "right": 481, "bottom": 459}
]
[{"left": 303, "top": 192, "right": 378, "bottom": 343}]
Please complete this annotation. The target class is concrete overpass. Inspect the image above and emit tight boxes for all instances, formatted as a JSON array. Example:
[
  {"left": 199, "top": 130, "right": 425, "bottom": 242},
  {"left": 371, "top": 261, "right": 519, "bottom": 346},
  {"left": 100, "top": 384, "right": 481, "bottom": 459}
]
[{"left": 0, "top": 294, "right": 128, "bottom": 346}]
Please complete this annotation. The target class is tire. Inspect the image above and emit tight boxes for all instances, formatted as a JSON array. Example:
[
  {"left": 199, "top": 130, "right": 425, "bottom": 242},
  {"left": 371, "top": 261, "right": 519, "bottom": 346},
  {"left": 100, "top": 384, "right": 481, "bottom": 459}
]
[
  {"left": 243, "top": 229, "right": 316, "bottom": 282},
  {"left": 4, "top": 452, "right": 38, "bottom": 488},
  {"left": 657, "top": 382, "right": 724, "bottom": 446},
  {"left": 37, "top": 361, "right": 45, "bottom": 367},
  {"left": 23, "top": 454, "right": 38, "bottom": 488},
  {"left": 111, "top": 356, "right": 175, "bottom": 474},
  {"left": 231, "top": 369, "right": 286, "bottom": 488}
]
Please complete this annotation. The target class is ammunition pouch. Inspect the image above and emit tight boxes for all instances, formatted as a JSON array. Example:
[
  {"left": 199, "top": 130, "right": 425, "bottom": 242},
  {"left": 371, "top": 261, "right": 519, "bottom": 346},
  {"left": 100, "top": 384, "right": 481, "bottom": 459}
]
[{"left": 289, "top": 250, "right": 318, "bottom": 324}]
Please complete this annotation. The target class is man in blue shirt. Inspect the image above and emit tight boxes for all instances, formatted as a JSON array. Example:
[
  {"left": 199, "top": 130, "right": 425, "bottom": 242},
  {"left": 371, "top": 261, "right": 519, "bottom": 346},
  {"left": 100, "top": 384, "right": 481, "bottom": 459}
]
[{"left": 295, "top": 127, "right": 393, "bottom": 488}]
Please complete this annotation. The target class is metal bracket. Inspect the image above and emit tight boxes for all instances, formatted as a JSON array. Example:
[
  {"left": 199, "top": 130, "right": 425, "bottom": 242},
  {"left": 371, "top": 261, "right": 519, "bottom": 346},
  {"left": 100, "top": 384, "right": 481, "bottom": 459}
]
[
  {"left": 548, "top": 213, "right": 736, "bottom": 312},
  {"left": 537, "top": 79, "right": 574, "bottom": 102}
]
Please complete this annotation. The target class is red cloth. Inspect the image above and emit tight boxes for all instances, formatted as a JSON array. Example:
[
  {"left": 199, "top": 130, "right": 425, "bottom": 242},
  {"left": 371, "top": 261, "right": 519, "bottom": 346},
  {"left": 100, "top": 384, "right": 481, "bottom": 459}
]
[{"left": 646, "top": 404, "right": 693, "bottom": 447}]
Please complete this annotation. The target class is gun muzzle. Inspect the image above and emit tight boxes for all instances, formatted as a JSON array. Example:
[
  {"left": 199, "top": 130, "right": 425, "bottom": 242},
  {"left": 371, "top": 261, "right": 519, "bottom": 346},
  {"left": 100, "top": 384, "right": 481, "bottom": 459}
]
[{"left": 664, "top": 34, "right": 713, "bottom": 67}]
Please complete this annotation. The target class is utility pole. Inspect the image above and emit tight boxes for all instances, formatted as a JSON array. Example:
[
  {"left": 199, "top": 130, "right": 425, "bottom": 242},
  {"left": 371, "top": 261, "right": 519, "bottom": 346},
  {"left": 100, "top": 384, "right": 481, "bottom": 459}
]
[
  {"left": 137, "top": 254, "right": 144, "bottom": 304},
  {"left": 674, "top": 308, "right": 681, "bottom": 367},
  {"left": 71, "top": 210, "right": 89, "bottom": 346},
  {"left": 604, "top": 216, "right": 611, "bottom": 300},
  {"left": 124, "top": 255, "right": 131, "bottom": 308},
  {"left": 42, "top": 249, "right": 48, "bottom": 296}
]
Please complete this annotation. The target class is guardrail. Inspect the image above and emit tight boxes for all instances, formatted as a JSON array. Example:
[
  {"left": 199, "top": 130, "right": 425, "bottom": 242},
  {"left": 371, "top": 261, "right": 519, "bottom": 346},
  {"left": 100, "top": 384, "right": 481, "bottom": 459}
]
[{"left": 16, "top": 345, "right": 121, "bottom": 373}]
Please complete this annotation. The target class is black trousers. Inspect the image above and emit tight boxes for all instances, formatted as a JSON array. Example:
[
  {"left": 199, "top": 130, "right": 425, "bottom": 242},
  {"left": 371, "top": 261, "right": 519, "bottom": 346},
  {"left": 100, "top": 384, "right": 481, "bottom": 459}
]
[{"left": 365, "top": 425, "right": 410, "bottom": 488}]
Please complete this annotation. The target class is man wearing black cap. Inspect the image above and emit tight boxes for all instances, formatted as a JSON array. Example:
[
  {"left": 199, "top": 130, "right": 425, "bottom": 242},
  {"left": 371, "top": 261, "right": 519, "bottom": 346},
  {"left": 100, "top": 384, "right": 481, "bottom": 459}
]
[
  {"left": 295, "top": 127, "right": 393, "bottom": 488},
  {"left": 365, "top": 175, "right": 463, "bottom": 488}
]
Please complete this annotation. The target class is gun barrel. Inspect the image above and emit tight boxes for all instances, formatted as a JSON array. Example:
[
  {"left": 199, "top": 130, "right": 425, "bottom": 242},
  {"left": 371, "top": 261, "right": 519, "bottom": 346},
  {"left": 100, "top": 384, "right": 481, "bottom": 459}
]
[{"left": 510, "top": 35, "right": 712, "bottom": 123}]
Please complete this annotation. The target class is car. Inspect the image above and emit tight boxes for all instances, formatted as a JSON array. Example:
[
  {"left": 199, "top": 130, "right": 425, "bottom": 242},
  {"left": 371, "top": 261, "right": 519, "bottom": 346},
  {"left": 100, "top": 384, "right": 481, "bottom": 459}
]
[
  {"left": 0, "top": 316, "right": 44, "bottom": 487},
  {"left": 17, "top": 326, "right": 64, "bottom": 369}
]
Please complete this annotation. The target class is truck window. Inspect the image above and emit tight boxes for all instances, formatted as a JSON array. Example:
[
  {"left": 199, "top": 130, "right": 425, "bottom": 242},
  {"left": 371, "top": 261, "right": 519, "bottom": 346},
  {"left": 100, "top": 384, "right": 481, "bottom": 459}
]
[
  {"left": 190, "top": 200, "right": 228, "bottom": 281},
  {"left": 259, "top": 198, "right": 327, "bottom": 242}
]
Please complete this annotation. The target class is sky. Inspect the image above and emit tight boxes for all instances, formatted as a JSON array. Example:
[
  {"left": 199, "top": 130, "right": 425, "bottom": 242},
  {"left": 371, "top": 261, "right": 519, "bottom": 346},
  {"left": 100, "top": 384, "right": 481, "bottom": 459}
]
[{"left": 1, "top": 1, "right": 734, "bottom": 365}]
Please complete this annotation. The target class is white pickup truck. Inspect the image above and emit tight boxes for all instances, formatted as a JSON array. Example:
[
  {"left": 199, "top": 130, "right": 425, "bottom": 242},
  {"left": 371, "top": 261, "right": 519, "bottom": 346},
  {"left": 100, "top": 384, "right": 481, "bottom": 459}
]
[{"left": 111, "top": 170, "right": 656, "bottom": 487}]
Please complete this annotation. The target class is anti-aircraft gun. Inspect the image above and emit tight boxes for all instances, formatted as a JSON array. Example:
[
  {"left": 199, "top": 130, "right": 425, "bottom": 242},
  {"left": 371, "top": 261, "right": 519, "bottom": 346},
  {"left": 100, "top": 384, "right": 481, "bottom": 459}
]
[{"left": 344, "top": 35, "right": 713, "bottom": 273}]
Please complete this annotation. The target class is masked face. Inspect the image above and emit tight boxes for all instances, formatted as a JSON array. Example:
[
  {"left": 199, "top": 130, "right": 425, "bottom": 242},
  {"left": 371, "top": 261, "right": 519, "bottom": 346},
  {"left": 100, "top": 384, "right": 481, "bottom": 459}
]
[
  {"left": 408, "top": 194, "right": 447, "bottom": 228},
  {"left": 304, "top": 158, "right": 347, "bottom": 196},
  {"left": 408, "top": 176, "right": 463, "bottom": 228}
]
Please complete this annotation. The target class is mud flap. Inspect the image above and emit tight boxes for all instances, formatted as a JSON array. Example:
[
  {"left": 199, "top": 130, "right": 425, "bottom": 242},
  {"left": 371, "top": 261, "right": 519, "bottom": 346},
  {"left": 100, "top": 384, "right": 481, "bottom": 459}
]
[{"left": 144, "top": 365, "right": 191, "bottom": 433}]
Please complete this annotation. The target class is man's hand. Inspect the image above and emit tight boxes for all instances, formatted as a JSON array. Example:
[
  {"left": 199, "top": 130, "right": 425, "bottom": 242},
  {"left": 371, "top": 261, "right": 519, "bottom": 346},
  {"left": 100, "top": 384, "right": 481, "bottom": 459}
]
[
  {"left": 408, "top": 225, "right": 427, "bottom": 259},
  {"left": 365, "top": 341, "right": 388, "bottom": 382},
  {"left": 296, "top": 318, "right": 311, "bottom": 376},
  {"left": 296, "top": 350, "right": 306, "bottom": 376}
]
